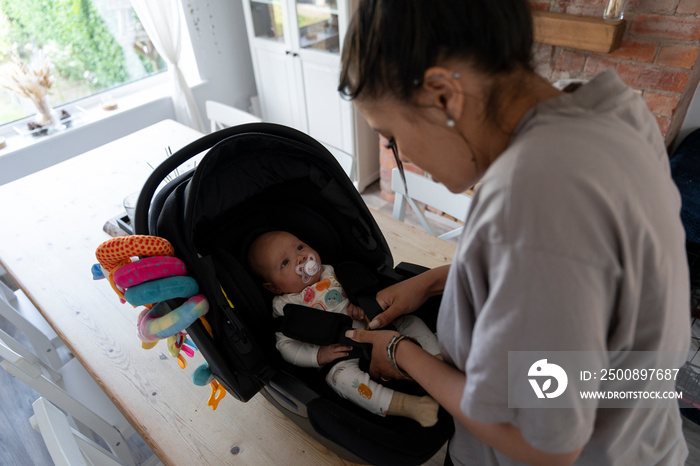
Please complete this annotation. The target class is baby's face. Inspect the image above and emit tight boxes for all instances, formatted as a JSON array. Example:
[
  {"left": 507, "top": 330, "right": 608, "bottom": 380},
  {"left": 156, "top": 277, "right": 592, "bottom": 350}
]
[{"left": 257, "top": 231, "right": 322, "bottom": 294}]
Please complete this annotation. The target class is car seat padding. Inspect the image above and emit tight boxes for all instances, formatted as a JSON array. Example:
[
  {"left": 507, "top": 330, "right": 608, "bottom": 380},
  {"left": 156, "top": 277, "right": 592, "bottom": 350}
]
[
  {"left": 279, "top": 304, "right": 372, "bottom": 363},
  {"left": 334, "top": 261, "right": 384, "bottom": 321},
  {"left": 280, "top": 304, "right": 354, "bottom": 346}
]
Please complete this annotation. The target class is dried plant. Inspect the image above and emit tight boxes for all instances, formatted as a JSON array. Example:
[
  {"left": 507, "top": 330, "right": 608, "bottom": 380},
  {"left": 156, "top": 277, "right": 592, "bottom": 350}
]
[
  {"left": 2, "top": 52, "right": 58, "bottom": 127},
  {"left": 1, "top": 52, "right": 55, "bottom": 105}
]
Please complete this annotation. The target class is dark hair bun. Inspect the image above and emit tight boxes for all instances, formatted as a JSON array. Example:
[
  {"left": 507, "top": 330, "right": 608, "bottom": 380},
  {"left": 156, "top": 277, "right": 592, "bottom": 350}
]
[{"left": 339, "top": 0, "right": 534, "bottom": 101}]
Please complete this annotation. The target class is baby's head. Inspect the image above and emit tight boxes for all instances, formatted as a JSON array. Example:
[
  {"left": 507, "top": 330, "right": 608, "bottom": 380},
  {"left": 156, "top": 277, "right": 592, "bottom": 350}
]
[{"left": 248, "top": 231, "right": 322, "bottom": 294}]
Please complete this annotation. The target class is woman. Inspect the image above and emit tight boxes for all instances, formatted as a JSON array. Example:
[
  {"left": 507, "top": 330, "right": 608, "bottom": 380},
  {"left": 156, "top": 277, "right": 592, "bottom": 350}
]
[{"left": 339, "top": 1, "right": 690, "bottom": 465}]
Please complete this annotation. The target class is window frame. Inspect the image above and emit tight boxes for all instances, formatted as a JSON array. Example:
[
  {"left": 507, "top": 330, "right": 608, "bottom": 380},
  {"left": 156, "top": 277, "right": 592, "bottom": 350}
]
[{"left": 0, "top": 0, "right": 202, "bottom": 143}]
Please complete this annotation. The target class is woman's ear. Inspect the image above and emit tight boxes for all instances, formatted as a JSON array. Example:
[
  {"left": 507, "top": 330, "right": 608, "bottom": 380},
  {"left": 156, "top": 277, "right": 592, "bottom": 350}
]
[{"left": 421, "top": 66, "right": 465, "bottom": 124}]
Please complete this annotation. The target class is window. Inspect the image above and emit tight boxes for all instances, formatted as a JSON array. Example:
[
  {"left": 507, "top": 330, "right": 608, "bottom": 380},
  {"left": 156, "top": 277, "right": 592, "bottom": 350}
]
[{"left": 0, "top": 0, "right": 167, "bottom": 127}]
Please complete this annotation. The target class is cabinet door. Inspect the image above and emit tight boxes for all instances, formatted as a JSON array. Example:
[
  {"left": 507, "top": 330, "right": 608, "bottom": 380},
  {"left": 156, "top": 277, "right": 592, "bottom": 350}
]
[
  {"left": 300, "top": 59, "right": 353, "bottom": 155},
  {"left": 293, "top": 0, "right": 341, "bottom": 54},
  {"left": 242, "top": 0, "right": 308, "bottom": 131},
  {"left": 244, "top": 0, "right": 290, "bottom": 48},
  {"left": 293, "top": 1, "right": 352, "bottom": 153},
  {"left": 252, "top": 47, "right": 307, "bottom": 131}
]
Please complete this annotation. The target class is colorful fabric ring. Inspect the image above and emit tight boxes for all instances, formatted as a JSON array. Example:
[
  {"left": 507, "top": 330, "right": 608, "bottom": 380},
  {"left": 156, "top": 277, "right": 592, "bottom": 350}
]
[
  {"left": 124, "top": 276, "right": 199, "bottom": 307},
  {"left": 95, "top": 235, "right": 174, "bottom": 272},
  {"left": 137, "top": 294, "right": 209, "bottom": 342},
  {"left": 113, "top": 256, "right": 187, "bottom": 289}
]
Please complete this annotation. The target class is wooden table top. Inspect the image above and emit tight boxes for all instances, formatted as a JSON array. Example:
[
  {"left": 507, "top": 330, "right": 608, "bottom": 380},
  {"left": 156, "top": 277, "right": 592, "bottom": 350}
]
[{"left": 0, "top": 119, "right": 456, "bottom": 465}]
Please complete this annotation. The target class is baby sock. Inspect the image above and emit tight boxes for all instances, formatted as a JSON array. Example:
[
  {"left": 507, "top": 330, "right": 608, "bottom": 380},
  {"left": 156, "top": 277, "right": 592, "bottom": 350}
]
[{"left": 387, "top": 392, "right": 439, "bottom": 427}]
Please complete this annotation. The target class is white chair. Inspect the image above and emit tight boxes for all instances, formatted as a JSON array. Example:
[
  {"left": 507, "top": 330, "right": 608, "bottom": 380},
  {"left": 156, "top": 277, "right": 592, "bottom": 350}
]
[
  {"left": 31, "top": 397, "right": 127, "bottom": 466},
  {"left": 205, "top": 100, "right": 261, "bottom": 132},
  {"left": 0, "top": 327, "right": 140, "bottom": 465},
  {"left": 31, "top": 398, "right": 163, "bottom": 466},
  {"left": 0, "top": 271, "right": 69, "bottom": 371},
  {"left": 391, "top": 167, "right": 472, "bottom": 241}
]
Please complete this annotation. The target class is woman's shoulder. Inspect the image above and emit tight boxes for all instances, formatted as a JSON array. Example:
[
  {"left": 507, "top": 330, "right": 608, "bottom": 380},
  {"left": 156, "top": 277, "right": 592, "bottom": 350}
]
[
  {"left": 513, "top": 70, "right": 665, "bottom": 163},
  {"left": 483, "top": 71, "right": 669, "bottom": 209},
  {"left": 466, "top": 86, "right": 678, "bottom": 265}
]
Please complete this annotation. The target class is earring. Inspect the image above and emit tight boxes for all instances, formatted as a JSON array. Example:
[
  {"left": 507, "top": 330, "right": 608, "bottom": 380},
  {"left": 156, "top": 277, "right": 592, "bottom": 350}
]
[{"left": 447, "top": 73, "right": 459, "bottom": 127}]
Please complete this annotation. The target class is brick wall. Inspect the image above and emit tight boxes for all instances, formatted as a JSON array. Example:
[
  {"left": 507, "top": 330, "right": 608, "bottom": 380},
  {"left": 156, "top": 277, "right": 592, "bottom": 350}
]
[
  {"left": 377, "top": 0, "right": 700, "bottom": 201},
  {"left": 532, "top": 0, "right": 699, "bottom": 143}
]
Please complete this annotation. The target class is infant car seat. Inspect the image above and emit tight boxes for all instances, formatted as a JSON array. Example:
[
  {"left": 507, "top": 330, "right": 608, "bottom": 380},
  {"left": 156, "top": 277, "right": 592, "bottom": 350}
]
[
  {"left": 133, "top": 123, "right": 453, "bottom": 465},
  {"left": 671, "top": 128, "right": 700, "bottom": 424}
]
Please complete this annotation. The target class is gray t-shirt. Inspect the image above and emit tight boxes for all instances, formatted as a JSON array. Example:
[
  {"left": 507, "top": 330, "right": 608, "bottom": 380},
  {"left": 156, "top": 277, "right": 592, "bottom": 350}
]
[{"left": 436, "top": 69, "right": 690, "bottom": 465}]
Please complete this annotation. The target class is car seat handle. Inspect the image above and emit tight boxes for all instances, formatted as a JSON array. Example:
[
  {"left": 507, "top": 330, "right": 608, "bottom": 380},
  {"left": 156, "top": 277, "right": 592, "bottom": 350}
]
[
  {"left": 134, "top": 123, "right": 263, "bottom": 235},
  {"left": 134, "top": 122, "right": 334, "bottom": 235}
]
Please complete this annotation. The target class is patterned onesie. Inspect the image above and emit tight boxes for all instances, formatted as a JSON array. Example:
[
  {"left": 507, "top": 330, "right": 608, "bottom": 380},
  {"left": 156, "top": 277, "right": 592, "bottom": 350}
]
[{"left": 272, "top": 265, "right": 440, "bottom": 417}]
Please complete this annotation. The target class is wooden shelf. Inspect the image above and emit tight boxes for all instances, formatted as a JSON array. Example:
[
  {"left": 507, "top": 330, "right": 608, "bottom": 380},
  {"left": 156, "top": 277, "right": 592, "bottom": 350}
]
[{"left": 533, "top": 11, "right": 626, "bottom": 54}]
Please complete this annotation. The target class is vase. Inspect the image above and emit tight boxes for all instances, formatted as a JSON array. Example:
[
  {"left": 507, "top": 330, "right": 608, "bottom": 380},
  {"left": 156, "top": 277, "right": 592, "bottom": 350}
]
[
  {"left": 604, "top": 0, "right": 628, "bottom": 22},
  {"left": 33, "top": 95, "right": 59, "bottom": 128}
]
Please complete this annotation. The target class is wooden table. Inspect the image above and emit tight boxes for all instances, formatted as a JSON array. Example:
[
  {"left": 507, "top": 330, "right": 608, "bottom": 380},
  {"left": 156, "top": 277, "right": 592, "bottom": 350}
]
[{"left": 0, "top": 120, "right": 456, "bottom": 465}]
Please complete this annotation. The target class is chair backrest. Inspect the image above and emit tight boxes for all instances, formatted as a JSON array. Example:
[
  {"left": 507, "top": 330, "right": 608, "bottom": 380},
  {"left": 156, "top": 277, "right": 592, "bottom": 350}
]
[
  {"left": 0, "top": 277, "right": 69, "bottom": 371},
  {"left": 0, "top": 328, "right": 138, "bottom": 465},
  {"left": 31, "top": 397, "right": 126, "bottom": 466},
  {"left": 205, "top": 100, "right": 261, "bottom": 132},
  {"left": 0, "top": 327, "right": 62, "bottom": 382},
  {"left": 391, "top": 167, "right": 472, "bottom": 241}
]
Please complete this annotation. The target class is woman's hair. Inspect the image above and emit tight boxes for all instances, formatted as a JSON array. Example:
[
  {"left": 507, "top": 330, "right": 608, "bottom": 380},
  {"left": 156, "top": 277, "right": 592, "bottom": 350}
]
[{"left": 338, "top": 0, "right": 534, "bottom": 102}]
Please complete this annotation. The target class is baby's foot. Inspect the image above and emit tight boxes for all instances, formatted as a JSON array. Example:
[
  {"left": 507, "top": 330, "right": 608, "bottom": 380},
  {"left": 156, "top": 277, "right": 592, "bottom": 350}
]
[
  {"left": 388, "top": 392, "right": 439, "bottom": 427},
  {"left": 411, "top": 396, "right": 439, "bottom": 427}
]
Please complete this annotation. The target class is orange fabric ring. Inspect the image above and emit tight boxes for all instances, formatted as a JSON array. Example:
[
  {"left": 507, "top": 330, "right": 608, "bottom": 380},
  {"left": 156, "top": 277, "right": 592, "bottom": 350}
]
[
  {"left": 95, "top": 235, "right": 175, "bottom": 301},
  {"left": 96, "top": 235, "right": 174, "bottom": 272}
]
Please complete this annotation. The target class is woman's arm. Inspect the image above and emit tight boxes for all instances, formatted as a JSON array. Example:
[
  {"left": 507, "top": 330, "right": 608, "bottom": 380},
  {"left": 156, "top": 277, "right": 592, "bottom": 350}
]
[
  {"left": 346, "top": 330, "right": 584, "bottom": 466},
  {"left": 369, "top": 264, "right": 451, "bottom": 329}
]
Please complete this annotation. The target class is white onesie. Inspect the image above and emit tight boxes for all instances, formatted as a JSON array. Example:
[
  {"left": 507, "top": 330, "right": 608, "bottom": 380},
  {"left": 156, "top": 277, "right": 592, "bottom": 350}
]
[{"left": 272, "top": 265, "right": 440, "bottom": 416}]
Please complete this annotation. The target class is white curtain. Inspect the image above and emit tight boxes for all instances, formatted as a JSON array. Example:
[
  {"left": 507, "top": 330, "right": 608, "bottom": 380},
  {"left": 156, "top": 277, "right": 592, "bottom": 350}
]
[{"left": 130, "top": 0, "right": 205, "bottom": 132}]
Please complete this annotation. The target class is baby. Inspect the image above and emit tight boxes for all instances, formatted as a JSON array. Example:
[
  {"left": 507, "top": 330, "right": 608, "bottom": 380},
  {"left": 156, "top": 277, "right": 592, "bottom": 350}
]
[{"left": 248, "top": 230, "right": 440, "bottom": 427}]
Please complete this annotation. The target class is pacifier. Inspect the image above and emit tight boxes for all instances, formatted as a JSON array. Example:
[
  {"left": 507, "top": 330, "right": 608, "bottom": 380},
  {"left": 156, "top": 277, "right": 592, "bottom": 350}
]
[{"left": 296, "top": 254, "right": 320, "bottom": 284}]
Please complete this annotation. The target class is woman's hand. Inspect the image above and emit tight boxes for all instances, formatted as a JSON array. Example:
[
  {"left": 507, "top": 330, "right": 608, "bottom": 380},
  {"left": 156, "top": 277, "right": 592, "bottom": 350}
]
[
  {"left": 344, "top": 329, "right": 402, "bottom": 380},
  {"left": 317, "top": 343, "right": 353, "bottom": 366},
  {"left": 369, "top": 280, "right": 426, "bottom": 329},
  {"left": 369, "top": 265, "right": 451, "bottom": 329}
]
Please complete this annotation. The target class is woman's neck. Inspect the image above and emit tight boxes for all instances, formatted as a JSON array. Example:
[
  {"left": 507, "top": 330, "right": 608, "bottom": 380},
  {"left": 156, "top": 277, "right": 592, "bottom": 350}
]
[
  {"left": 498, "top": 70, "right": 563, "bottom": 133},
  {"left": 470, "top": 68, "right": 563, "bottom": 168}
]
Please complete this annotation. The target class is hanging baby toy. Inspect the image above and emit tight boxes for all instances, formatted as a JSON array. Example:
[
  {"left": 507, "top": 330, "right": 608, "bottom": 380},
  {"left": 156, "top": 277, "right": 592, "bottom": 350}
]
[{"left": 92, "top": 235, "right": 225, "bottom": 410}]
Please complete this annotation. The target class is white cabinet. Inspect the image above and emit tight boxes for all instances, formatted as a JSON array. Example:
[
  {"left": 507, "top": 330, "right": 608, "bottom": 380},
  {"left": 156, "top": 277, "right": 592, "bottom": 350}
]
[{"left": 241, "top": 0, "right": 378, "bottom": 191}]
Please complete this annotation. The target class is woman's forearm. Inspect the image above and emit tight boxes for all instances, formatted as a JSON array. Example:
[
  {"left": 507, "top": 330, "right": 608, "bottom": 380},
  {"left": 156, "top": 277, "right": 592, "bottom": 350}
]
[
  {"left": 371, "top": 264, "right": 451, "bottom": 329},
  {"left": 395, "top": 341, "right": 583, "bottom": 466},
  {"left": 418, "top": 264, "right": 451, "bottom": 297}
]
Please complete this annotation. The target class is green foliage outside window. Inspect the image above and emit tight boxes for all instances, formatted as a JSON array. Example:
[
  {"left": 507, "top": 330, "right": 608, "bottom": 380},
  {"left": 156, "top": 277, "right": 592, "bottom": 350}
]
[
  {"left": 0, "top": 0, "right": 128, "bottom": 88},
  {"left": 0, "top": 0, "right": 166, "bottom": 126}
]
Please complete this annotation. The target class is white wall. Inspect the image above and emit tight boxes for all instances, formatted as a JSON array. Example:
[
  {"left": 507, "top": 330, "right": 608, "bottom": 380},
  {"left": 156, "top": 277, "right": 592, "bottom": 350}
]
[{"left": 181, "top": 0, "right": 257, "bottom": 123}]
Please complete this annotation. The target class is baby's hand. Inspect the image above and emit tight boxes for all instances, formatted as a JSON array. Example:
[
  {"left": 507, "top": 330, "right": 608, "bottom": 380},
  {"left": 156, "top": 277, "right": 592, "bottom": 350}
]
[
  {"left": 347, "top": 303, "right": 366, "bottom": 323},
  {"left": 317, "top": 343, "right": 353, "bottom": 366}
]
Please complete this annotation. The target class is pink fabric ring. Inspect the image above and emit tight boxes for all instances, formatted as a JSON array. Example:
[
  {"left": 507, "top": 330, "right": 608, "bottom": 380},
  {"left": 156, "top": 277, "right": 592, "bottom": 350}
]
[{"left": 113, "top": 256, "right": 187, "bottom": 289}]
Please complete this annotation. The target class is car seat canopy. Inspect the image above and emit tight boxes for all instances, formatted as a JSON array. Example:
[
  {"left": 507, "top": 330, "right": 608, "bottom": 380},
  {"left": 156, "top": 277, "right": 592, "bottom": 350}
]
[{"left": 184, "top": 132, "right": 391, "bottom": 272}]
